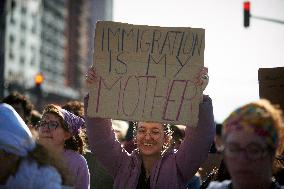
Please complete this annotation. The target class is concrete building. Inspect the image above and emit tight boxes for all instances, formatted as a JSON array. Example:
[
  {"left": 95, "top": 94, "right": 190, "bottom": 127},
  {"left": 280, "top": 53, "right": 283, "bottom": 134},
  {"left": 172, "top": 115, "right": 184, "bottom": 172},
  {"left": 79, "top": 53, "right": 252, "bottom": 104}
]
[
  {"left": 0, "top": 0, "right": 7, "bottom": 99},
  {"left": 4, "top": 0, "right": 41, "bottom": 94},
  {"left": 40, "top": 0, "right": 79, "bottom": 100},
  {"left": 3, "top": 0, "right": 114, "bottom": 107},
  {"left": 65, "top": 0, "right": 113, "bottom": 97},
  {"left": 65, "top": 0, "right": 92, "bottom": 97}
]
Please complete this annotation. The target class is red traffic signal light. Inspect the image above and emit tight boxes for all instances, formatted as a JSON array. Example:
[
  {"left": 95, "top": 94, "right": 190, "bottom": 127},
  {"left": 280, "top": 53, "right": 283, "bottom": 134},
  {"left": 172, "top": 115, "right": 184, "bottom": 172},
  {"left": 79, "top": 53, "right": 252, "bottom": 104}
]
[
  {"left": 244, "top": 1, "right": 250, "bottom": 27},
  {"left": 34, "top": 73, "right": 44, "bottom": 85}
]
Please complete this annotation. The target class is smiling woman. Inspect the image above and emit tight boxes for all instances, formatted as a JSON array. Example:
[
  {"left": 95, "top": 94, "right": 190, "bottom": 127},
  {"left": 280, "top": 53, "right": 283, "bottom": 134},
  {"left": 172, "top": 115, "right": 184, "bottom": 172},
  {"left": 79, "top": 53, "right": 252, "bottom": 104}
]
[
  {"left": 135, "top": 122, "right": 172, "bottom": 156},
  {"left": 134, "top": 122, "right": 173, "bottom": 186},
  {"left": 84, "top": 67, "right": 215, "bottom": 189}
]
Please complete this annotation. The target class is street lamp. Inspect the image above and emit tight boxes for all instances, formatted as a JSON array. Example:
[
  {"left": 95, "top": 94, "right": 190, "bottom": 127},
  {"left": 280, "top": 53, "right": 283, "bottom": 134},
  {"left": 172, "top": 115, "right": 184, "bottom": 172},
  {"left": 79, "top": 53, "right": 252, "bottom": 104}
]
[{"left": 34, "top": 73, "right": 44, "bottom": 109}]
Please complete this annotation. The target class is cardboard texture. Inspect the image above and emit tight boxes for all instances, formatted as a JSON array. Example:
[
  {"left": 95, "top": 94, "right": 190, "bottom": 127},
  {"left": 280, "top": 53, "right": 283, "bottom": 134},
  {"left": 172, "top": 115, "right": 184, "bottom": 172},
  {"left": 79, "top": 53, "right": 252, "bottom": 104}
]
[
  {"left": 258, "top": 67, "right": 284, "bottom": 110},
  {"left": 88, "top": 21, "right": 205, "bottom": 126}
]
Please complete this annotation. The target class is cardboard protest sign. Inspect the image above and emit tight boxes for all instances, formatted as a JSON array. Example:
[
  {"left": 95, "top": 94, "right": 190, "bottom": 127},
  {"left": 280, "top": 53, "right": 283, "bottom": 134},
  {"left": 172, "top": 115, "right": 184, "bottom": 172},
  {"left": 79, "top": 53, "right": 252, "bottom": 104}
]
[
  {"left": 258, "top": 67, "right": 284, "bottom": 110},
  {"left": 88, "top": 21, "right": 205, "bottom": 126}
]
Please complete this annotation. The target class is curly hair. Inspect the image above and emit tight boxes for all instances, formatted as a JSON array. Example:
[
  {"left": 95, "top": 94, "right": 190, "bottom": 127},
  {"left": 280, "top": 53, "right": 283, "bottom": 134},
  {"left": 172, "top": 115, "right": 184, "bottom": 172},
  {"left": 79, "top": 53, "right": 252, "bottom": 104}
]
[
  {"left": 62, "top": 101, "right": 84, "bottom": 119},
  {"left": 42, "top": 104, "right": 87, "bottom": 154},
  {"left": 2, "top": 91, "right": 34, "bottom": 123}
]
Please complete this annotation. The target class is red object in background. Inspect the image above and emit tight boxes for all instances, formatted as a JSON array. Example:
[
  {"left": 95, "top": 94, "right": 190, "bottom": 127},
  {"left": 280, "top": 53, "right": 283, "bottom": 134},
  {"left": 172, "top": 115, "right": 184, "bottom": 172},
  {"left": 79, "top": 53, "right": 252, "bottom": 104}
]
[
  {"left": 244, "top": 1, "right": 250, "bottom": 11},
  {"left": 244, "top": 1, "right": 250, "bottom": 27}
]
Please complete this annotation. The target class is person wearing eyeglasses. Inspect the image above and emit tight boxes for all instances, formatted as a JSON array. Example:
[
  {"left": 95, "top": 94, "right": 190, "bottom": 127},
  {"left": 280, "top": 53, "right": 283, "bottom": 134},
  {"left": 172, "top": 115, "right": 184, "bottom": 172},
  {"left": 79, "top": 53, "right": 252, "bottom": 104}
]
[
  {"left": 207, "top": 99, "right": 284, "bottom": 189},
  {"left": 37, "top": 104, "right": 90, "bottom": 189},
  {"left": 84, "top": 67, "right": 215, "bottom": 189},
  {"left": 0, "top": 103, "right": 73, "bottom": 188}
]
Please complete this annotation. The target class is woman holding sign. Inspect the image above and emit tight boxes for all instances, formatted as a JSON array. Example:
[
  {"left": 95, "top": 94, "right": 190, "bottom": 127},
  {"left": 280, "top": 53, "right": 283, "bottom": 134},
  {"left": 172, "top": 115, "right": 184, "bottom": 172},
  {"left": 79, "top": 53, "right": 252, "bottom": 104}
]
[{"left": 84, "top": 67, "right": 214, "bottom": 189}]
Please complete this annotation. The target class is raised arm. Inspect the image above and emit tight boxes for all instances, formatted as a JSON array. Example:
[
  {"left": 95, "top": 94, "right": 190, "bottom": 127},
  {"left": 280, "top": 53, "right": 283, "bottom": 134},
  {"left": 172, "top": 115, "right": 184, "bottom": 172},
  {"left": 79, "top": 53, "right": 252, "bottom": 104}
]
[
  {"left": 175, "top": 95, "right": 215, "bottom": 181},
  {"left": 84, "top": 67, "right": 130, "bottom": 178}
]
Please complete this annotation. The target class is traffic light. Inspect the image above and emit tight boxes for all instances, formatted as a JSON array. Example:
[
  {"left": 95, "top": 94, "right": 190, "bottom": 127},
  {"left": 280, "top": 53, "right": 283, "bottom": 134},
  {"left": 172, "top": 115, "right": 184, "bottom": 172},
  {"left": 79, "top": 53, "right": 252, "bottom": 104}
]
[
  {"left": 34, "top": 73, "right": 44, "bottom": 86},
  {"left": 34, "top": 73, "right": 44, "bottom": 109},
  {"left": 34, "top": 73, "right": 44, "bottom": 97},
  {"left": 244, "top": 1, "right": 250, "bottom": 27}
]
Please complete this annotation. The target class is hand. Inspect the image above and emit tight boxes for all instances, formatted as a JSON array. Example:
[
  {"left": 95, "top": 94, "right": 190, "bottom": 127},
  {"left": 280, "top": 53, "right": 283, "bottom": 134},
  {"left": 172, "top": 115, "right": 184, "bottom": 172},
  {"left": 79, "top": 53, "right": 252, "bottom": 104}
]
[
  {"left": 85, "top": 66, "right": 98, "bottom": 86},
  {"left": 196, "top": 67, "right": 209, "bottom": 91}
]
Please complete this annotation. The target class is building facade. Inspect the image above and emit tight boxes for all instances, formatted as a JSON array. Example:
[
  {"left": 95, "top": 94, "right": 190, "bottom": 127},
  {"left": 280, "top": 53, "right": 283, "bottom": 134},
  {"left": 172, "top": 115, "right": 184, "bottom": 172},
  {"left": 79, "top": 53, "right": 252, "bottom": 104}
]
[
  {"left": 3, "top": 0, "right": 113, "bottom": 108},
  {"left": 4, "top": 0, "right": 41, "bottom": 93}
]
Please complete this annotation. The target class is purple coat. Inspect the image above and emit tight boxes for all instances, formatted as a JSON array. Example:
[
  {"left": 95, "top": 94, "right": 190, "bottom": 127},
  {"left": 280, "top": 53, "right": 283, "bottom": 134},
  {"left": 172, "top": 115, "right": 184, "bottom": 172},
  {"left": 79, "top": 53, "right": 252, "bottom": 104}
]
[
  {"left": 63, "top": 150, "right": 90, "bottom": 189},
  {"left": 85, "top": 96, "right": 215, "bottom": 189}
]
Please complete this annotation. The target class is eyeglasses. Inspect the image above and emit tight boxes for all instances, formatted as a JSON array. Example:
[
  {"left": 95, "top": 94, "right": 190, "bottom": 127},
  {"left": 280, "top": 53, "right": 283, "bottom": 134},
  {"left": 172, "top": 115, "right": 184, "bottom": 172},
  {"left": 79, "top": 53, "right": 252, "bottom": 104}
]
[
  {"left": 137, "top": 128, "right": 162, "bottom": 139},
  {"left": 37, "top": 120, "right": 59, "bottom": 131},
  {"left": 224, "top": 142, "right": 269, "bottom": 160}
]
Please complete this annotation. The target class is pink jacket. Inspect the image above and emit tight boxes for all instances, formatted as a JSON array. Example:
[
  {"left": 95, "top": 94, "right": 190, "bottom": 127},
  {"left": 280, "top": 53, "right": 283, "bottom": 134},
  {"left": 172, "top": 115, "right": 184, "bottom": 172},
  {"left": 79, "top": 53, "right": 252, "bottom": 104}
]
[{"left": 85, "top": 96, "right": 215, "bottom": 189}]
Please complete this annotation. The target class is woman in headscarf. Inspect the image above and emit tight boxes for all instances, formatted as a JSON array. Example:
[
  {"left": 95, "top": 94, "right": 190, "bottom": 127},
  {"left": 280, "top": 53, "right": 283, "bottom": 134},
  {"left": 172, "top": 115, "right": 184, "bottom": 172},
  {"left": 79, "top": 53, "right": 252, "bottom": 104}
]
[
  {"left": 0, "top": 103, "right": 71, "bottom": 189},
  {"left": 37, "top": 104, "right": 90, "bottom": 189}
]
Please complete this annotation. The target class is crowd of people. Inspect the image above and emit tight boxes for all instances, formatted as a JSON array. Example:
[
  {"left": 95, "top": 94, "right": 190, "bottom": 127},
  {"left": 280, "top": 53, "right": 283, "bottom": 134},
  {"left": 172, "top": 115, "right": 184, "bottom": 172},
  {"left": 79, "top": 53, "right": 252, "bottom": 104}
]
[{"left": 1, "top": 65, "right": 284, "bottom": 189}]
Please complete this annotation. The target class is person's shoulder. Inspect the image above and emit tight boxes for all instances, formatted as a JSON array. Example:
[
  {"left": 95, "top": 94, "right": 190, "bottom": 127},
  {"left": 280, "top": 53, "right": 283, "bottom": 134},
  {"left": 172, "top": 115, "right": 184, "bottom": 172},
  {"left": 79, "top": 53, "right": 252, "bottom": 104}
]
[
  {"left": 65, "top": 150, "right": 87, "bottom": 161},
  {"left": 207, "top": 180, "right": 231, "bottom": 189},
  {"left": 64, "top": 150, "right": 88, "bottom": 165}
]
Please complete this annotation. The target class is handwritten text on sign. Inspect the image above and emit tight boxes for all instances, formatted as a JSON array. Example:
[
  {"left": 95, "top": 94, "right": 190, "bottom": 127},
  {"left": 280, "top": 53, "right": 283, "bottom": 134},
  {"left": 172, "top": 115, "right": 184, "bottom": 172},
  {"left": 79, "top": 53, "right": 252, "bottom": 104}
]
[{"left": 88, "top": 21, "right": 205, "bottom": 126}]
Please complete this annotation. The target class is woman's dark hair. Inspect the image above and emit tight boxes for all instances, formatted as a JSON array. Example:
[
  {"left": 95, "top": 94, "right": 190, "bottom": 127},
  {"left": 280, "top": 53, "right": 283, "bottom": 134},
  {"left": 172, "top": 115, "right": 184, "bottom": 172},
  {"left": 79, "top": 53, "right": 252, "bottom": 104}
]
[{"left": 62, "top": 101, "right": 84, "bottom": 119}]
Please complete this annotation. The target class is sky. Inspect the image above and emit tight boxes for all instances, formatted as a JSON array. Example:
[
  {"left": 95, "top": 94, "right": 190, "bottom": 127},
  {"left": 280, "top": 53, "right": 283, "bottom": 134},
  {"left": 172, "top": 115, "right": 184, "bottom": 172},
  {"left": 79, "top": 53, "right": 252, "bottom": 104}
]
[{"left": 112, "top": 0, "right": 284, "bottom": 123}]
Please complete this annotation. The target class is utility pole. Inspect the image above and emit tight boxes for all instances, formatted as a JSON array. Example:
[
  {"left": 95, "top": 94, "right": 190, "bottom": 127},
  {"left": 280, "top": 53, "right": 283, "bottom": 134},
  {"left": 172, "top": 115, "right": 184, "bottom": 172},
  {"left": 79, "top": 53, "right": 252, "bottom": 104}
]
[{"left": 0, "top": 0, "right": 6, "bottom": 99}]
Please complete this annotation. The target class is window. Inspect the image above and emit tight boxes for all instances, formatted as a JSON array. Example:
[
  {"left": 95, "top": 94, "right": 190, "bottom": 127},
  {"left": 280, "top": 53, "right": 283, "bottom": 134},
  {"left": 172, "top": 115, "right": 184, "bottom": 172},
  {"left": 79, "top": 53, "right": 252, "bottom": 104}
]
[
  {"left": 9, "top": 70, "right": 13, "bottom": 77},
  {"left": 11, "top": 0, "right": 16, "bottom": 10},
  {"left": 20, "top": 39, "right": 25, "bottom": 47},
  {"left": 21, "top": 6, "right": 27, "bottom": 15},
  {"left": 10, "top": 16, "right": 15, "bottom": 24},
  {"left": 9, "top": 35, "right": 15, "bottom": 43},
  {"left": 31, "top": 25, "right": 37, "bottom": 33},
  {"left": 9, "top": 51, "right": 14, "bottom": 60},
  {"left": 20, "top": 22, "right": 26, "bottom": 30},
  {"left": 20, "top": 56, "right": 25, "bottom": 65},
  {"left": 30, "top": 57, "right": 35, "bottom": 66}
]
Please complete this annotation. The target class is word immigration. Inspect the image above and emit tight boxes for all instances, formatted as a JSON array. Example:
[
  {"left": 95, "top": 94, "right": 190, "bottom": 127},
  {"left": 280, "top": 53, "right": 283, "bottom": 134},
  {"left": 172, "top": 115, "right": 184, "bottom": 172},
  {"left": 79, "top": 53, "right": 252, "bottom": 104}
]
[{"left": 88, "top": 21, "right": 205, "bottom": 126}]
